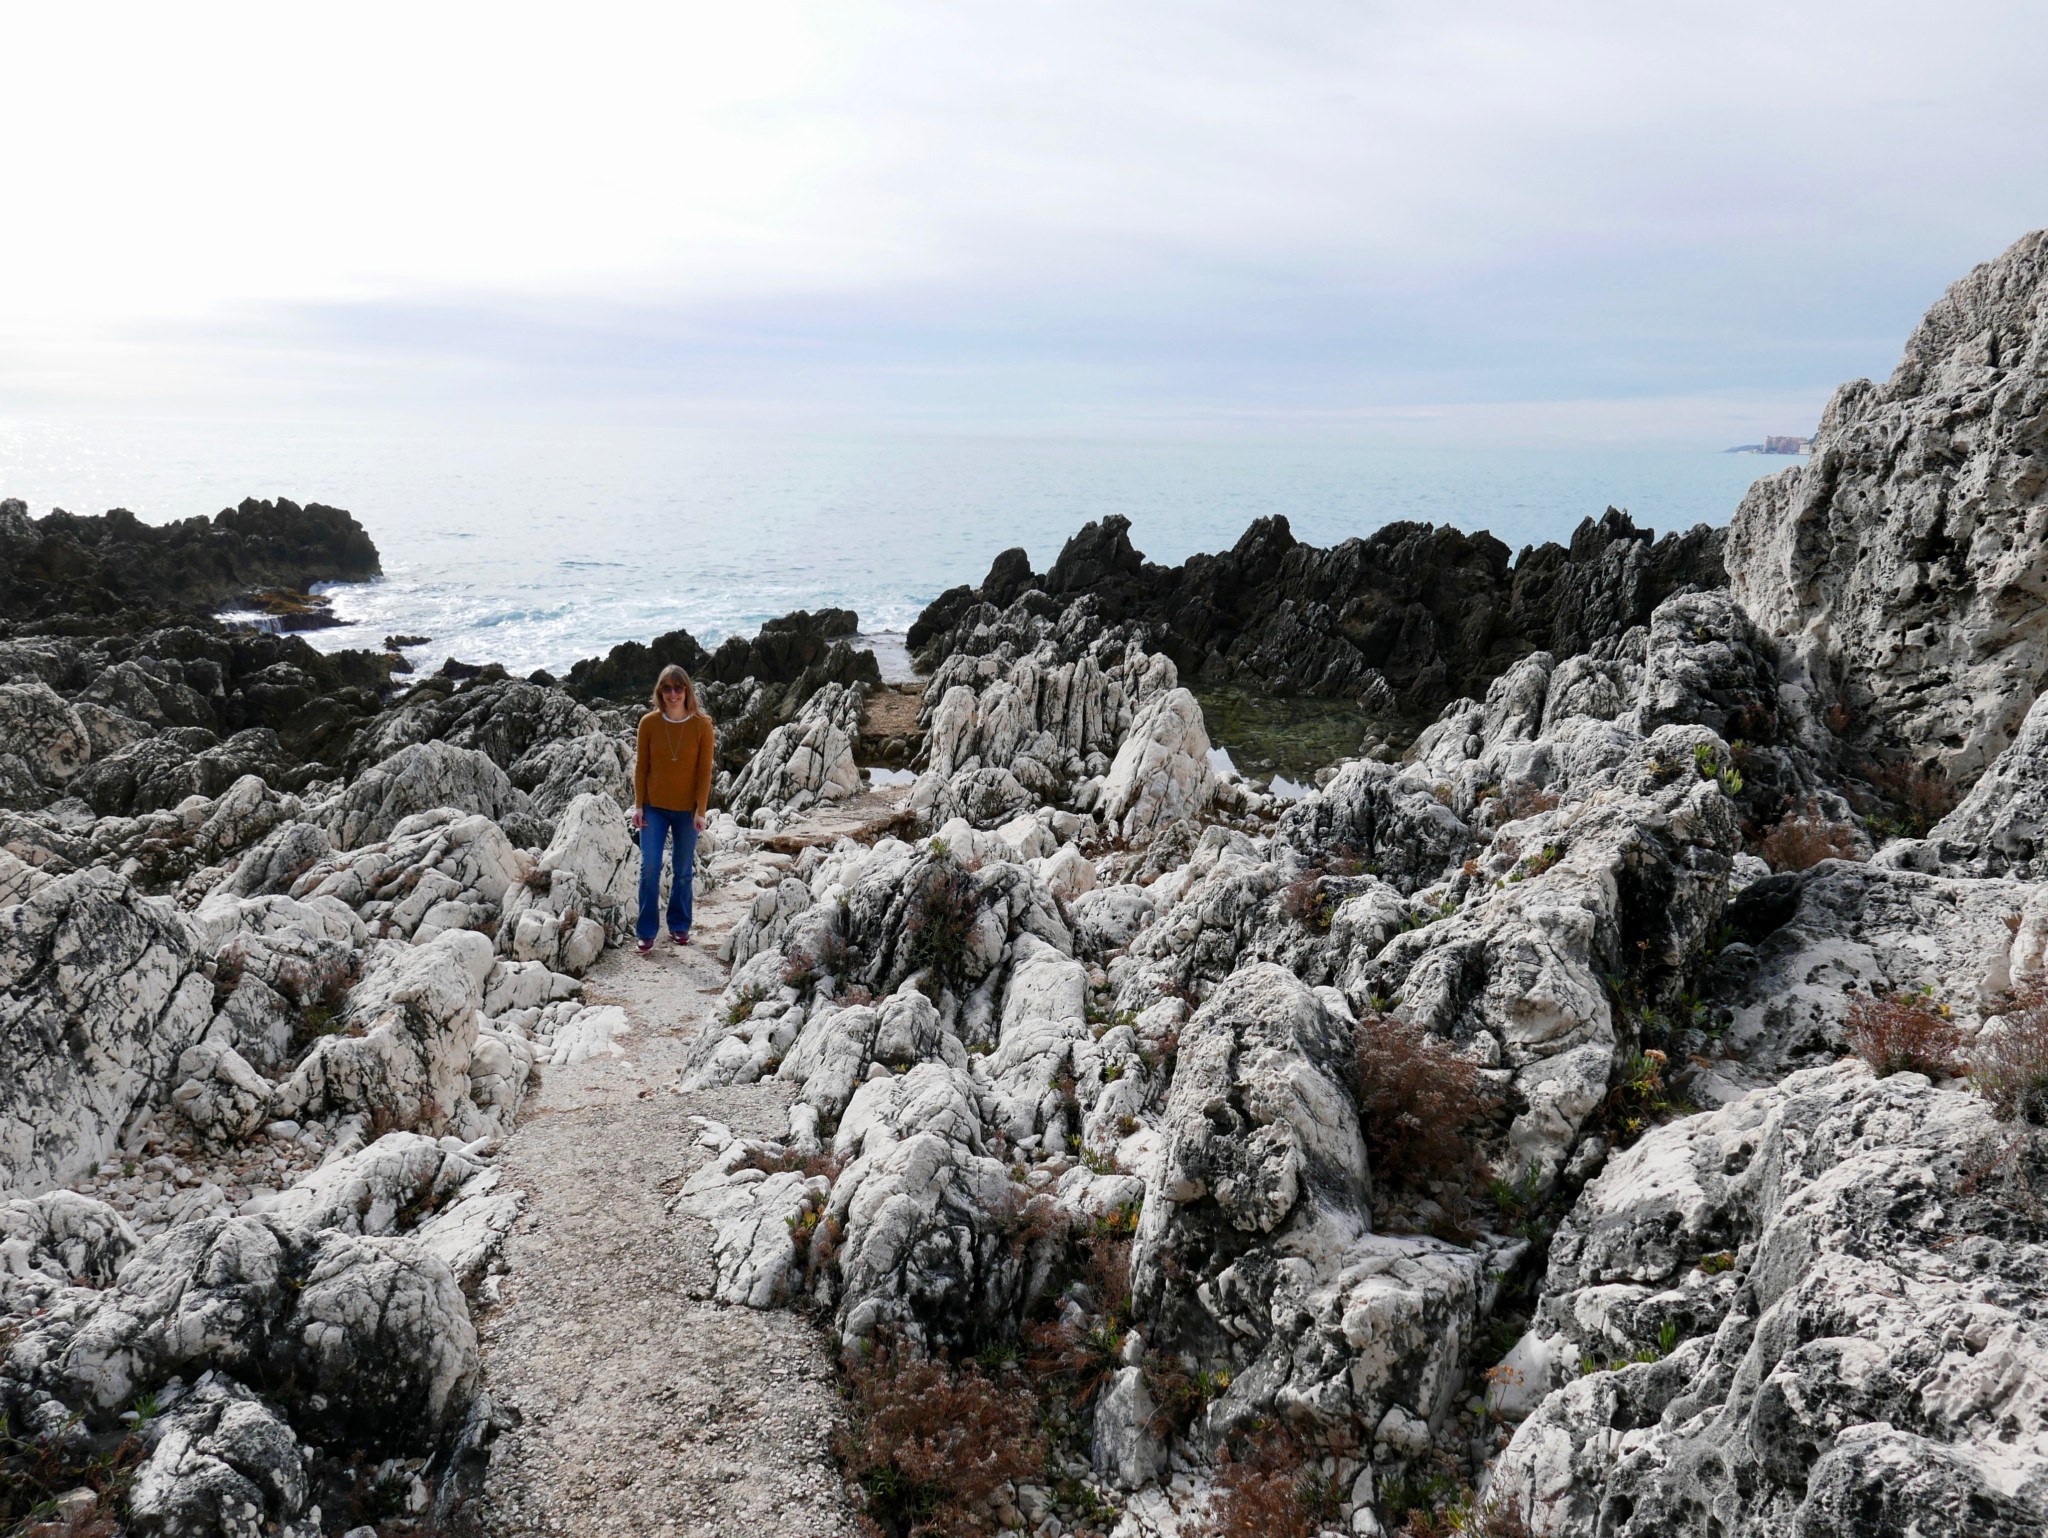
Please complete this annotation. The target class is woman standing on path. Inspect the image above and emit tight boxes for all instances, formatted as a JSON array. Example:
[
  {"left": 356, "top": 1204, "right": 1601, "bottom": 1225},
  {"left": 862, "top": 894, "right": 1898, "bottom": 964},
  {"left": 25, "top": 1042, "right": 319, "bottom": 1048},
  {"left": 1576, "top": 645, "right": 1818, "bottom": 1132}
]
[{"left": 633, "top": 664, "right": 715, "bottom": 955}]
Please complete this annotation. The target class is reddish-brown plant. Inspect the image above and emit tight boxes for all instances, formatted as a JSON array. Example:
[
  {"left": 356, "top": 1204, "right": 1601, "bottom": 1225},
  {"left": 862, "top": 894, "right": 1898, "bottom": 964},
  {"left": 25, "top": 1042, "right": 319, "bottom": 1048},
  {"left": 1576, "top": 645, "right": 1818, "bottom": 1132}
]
[
  {"left": 1974, "top": 985, "right": 2048, "bottom": 1124},
  {"left": 1282, "top": 873, "right": 1335, "bottom": 933},
  {"left": 836, "top": 1338, "right": 1043, "bottom": 1538},
  {"left": 1354, "top": 1016, "right": 1498, "bottom": 1189},
  {"left": 1759, "top": 802, "right": 1861, "bottom": 872},
  {"left": 1845, "top": 992, "right": 1961, "bottom": 1079},
  {"left": 1499, "top": 783, "right": 1560, "bottom": 821},
  {"left": 1866, "top": 759, "right": 1960, "bottom": 838},
  {"left": 1206, "top": 1425, "right": 1342, "bottom": 1538},
  {"left": 1403, "top": 1496, "right": 1534, "bottom": 1538}
]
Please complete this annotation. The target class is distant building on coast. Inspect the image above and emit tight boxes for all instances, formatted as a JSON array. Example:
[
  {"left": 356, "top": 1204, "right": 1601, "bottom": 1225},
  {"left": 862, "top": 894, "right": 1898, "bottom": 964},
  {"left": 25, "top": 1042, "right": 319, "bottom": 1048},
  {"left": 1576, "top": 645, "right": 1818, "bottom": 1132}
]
[{"left": 1725, "top": 434, "right": 1814, "bottom": 455}]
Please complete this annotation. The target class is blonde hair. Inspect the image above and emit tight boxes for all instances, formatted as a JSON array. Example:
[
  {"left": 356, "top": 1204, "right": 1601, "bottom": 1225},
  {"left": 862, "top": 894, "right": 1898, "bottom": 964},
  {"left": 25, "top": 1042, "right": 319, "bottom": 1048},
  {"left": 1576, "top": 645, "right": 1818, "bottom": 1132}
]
[{"left": 649, "top": 663, "right": 705, "bottom": 719}]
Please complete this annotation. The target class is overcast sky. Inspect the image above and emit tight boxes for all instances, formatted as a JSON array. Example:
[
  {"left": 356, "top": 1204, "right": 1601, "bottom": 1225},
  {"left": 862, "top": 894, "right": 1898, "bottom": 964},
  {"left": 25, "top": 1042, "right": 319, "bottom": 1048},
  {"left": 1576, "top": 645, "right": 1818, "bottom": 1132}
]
[{"left": 2, "top": 0, "right": 2043, "bottom": 442}]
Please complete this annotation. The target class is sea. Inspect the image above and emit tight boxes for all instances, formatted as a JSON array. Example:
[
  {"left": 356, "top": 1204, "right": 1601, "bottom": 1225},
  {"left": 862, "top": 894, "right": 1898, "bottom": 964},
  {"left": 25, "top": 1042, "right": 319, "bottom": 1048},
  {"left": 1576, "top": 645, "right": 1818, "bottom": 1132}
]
[{"left": 0, "top": 417, "right": 1795, "bottom": 681}]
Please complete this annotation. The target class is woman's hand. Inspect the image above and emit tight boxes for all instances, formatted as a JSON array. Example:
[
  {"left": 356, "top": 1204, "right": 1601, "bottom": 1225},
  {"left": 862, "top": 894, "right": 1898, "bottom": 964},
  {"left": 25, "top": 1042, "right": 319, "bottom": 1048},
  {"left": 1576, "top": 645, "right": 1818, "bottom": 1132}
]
[
  {"left": 631, "top": 807, "right": 646, "bottom": 832},
  {"left": 693, "top": 812, "right": 708, "bottom": 833}
]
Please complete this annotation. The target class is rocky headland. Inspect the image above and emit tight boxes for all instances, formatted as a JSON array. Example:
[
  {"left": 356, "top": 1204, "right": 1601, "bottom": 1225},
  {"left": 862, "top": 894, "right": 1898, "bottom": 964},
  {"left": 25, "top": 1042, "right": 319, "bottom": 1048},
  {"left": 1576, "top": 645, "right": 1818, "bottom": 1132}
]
[{"left": 4, "top": 229, "right": 2048, "bottom": 1538}]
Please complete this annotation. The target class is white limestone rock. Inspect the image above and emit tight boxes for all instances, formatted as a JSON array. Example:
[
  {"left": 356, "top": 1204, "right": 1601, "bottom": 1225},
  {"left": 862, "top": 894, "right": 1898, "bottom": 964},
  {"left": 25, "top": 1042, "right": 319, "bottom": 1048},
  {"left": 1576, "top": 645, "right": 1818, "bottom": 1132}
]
[
  {"left": 318, "top": 740, "right": 538, "bottom": 851},
  {"left": 725, "top": 681, "right": 865, "bottom": 819},
  {"left": 1924, "top": 685, "right": 2048, "bottom": 879},
  {"left": 2, "top": 1213, "right": 479, "bottom": 1440},
  {"left": 0, "top": 1190, "right": 138, "bottom": 1312},
  {"left": 1727, "top": 228, "right": 2048, "bottom": 783},
  {"left": 170, "top": 1038, "right": 276, "bottom": 1142},
  {"left": 1099, "top": 688, "right": 1215, "bottom": 844},
  {"left": 495, "top": 791, "right": 636, "bottom": 973},
  {"left": 272, "top": 929, "right": 495, "bottom": 1139},
  {"left": 0, "top": 680, "right": 91, "bottom": 787},
  {"left": 0, "top": 868, "right": 215, "bottom": 1194},
  {"left": 1489, "top": 1061, "right": 2048, "bottom": 1537},
  {"left": 128, "top": 1376, "right": 317, "bottom": 1538},
  {"left": 1129, "top": 964, "right": 1370, "bottom": 1364}
]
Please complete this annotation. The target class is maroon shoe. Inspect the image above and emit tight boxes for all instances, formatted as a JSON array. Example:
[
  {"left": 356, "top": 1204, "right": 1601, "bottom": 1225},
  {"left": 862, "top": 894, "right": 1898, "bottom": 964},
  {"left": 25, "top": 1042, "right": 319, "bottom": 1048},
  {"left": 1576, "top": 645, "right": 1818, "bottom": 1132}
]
[
  {"left": 636, "top": 938, "right": 654, "bottom": 955},
  {"left": 670, "top": 930, "right": 690, "bottom": 946}
]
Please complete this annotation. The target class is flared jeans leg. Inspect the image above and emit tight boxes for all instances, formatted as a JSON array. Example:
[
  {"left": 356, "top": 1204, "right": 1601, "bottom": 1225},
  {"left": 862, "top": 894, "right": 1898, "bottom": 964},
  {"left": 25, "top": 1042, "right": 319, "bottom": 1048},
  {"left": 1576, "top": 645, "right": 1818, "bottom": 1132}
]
[{"left": 636, "top": 808, "right": 698, "bottom": 941}]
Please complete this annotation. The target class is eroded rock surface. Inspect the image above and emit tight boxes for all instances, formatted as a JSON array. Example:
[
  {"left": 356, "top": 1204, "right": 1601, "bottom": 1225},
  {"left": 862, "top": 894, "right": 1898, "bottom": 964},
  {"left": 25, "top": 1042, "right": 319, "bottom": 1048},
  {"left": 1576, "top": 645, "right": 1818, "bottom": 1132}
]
[
  {"left": 1728, "top": 228, "right": 2048, "bottom": 782},
  {"left": 1490, "top": 1063, "right": 2048, "bottom": 1536}
]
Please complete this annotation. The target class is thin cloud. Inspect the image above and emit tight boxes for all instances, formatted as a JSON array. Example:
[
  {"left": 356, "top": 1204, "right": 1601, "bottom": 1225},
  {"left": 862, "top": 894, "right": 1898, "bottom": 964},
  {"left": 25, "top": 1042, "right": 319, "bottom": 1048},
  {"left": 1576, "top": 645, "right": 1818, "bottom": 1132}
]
[{"left": 1, "top": 0, "right": 2042, "bottom": 436}]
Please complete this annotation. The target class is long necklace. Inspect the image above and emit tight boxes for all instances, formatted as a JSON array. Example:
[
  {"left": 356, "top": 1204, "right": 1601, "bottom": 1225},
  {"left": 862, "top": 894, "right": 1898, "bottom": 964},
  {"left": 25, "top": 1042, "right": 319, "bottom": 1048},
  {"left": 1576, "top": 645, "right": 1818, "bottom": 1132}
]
[{"left": 663, "top": 712, "right": 687, "bottom": 761}]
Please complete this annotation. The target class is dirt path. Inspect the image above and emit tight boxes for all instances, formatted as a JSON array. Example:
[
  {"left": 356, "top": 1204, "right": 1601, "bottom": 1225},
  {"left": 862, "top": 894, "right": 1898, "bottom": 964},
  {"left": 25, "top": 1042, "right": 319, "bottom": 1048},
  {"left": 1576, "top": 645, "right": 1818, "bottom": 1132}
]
[{"left": 472, "top": 824, "right": 871, "bottom": 1538}]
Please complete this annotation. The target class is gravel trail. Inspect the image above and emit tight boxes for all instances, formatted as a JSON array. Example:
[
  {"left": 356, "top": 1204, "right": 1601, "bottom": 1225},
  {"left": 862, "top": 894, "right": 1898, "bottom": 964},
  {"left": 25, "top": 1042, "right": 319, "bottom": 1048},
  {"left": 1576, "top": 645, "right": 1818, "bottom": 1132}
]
[{"left": 472, "top": 833, "right": 863, "bottom": 1538}]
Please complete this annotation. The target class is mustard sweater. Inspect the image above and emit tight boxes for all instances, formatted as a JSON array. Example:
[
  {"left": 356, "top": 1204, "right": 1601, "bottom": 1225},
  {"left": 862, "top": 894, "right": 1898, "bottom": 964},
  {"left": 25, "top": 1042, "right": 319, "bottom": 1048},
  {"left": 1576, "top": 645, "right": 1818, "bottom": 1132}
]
[{"left": 635, "top": 711, "right": 714, "bottom": 815}]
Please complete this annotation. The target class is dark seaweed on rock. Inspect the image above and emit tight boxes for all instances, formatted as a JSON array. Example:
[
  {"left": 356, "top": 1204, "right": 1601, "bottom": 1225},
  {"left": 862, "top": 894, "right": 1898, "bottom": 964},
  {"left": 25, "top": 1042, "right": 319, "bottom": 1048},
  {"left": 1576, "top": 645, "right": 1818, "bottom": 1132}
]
[{"left": 910, "top": 507, "right": 1724, "bottom": 720}]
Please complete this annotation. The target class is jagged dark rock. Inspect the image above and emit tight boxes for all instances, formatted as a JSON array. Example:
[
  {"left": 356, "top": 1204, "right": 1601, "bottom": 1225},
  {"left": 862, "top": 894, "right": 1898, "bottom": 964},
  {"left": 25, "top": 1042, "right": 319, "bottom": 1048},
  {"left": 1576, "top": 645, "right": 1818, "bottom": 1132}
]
[
  {"left": 910, "top": 507, "right": 1724, "bottom": 722},
  {"left": 0, "top": 496, "right": 379, "bottom": 627},
  {"left": 562, "top": 607, "right": 879, "bottom": 702},
  {"left": 0, "top": 496, "right": 404, "bottom": 817}
]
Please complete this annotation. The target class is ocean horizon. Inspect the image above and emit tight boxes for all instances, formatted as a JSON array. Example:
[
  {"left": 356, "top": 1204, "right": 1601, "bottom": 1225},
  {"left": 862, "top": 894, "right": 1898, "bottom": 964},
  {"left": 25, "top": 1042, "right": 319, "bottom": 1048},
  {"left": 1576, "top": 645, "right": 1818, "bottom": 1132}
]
[{"left": 0, "top": 416, "right": 1795, "bottom": 677}]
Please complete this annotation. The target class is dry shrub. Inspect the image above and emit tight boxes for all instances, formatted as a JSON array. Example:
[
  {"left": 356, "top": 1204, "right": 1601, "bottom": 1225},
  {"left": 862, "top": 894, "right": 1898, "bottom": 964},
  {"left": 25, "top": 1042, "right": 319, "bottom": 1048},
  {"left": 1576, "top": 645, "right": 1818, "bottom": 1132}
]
[
  {"left": 1207, "top": 1425, "right": 1342, "bottom": 1538},
  {"left": 905, "top": 857, "right": 980, "bottom": 990},
  {"left": 789, "top": 1207, "right": 845, "bottom": 1303},
  {"left": 1867, "top": 759, "right": 1959, "bottom": 838},
  {"left": 1021, "top": 1212, "right": 1135, "bottom": 1408},
  {"left": 1760, "top": 801, "right": 1860, "bottom": 872},
  {"left": 738, "top": 1146, "right": 844, "bottom": 1180},
  {"left": 836, "top": 1338, "right": 1043, "bottom": 1538},
  {"left": 1354, "top": 1016, "right": 1497, "bottom": 1189},
  {"left": 1845, "top": 992, "right": 1961, "bottom": 1079},
  {"left": 1, "top": 1411, "right": 143, "bottom": 1537},
  {"left": 1499, "top": 783, "right": 1560, "bottom": 821},
  {"left": 1975, "top": 986, "right": 2048, "bottom": 1124},
  {"left": 1281, "top": 873, "right": 1335, "bottom": 934}
]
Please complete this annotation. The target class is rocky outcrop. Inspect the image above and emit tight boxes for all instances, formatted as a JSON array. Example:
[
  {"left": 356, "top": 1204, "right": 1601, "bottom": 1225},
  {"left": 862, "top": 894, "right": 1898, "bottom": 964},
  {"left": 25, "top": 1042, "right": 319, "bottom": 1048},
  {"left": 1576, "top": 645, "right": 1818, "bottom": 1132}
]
[
  {"left": 722, "top": 681, "right": 865, "bottom": 823},
  {"left": 913, "top": 620, "right": 1178, "bottom": 819},
  {"left": 563, "top": 606, "right": 868, "bottom": 703},
  {"left": 1921, "top": 685, "right": 2048, "bottom": 878},
  {"left": 1129, "top": 965, "right": 1369, "bottom": 1359},
  {"left": 2, "top": 1209, "right": 478, "bottom": 1450},
  {"left": 0, "top": 624, "right": 397, "bottom": 807},
  {"left": 1097, "top": 688, "right": 1214, "bottom": 841},
  {"left": 127, "top": 1376, "right": 320, "bottom": 1538},
  {"left": 0, "top": 496, "right": 379, "bottom": 624},
  {"left": 275, "top": 929, "right": 498, "bottom": 1139},
  {"left": 911, "top": 507, "right": 1724, "bottom": 720},
  {"left": 561, "top": 607, "right": 881, "bottom": 773},
  {"left": 1701, "top": 857, "right": 2030, "bottom": 1079},
  {"left": 1488, "top": 1062, "right": 2048, "bottom": 1537},
  {"left": 1728, "top": 228, "right": 2048, "bottom": 783},
  {"left": 495, "top": 792, "right": 637, "bottom": 972},
  {"left": 318, "top": 740, "right": 543, "bottom": 851},
  {"left": 0, "top": 869, "right": 215, "bottom": 1193},
  {"left": 0, "top": 1190, "right": 138, "bottom": 1313}
]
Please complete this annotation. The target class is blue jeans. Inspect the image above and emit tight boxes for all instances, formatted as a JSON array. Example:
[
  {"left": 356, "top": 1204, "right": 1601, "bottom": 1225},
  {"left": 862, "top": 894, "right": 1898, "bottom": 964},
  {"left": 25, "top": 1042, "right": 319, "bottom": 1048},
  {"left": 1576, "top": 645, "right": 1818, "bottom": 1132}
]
[{"left": 636, "top": 807, "right": 699, "bottom": 941}]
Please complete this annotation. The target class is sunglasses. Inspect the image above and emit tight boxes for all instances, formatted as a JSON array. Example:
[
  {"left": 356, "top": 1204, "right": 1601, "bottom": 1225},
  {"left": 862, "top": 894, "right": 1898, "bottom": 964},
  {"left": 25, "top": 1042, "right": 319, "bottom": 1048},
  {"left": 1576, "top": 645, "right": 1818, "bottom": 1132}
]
[{"left": 661, "top": 684, "right": 686, "bottom": 695}]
